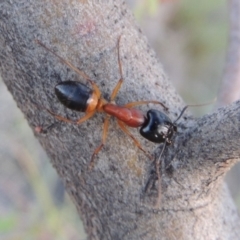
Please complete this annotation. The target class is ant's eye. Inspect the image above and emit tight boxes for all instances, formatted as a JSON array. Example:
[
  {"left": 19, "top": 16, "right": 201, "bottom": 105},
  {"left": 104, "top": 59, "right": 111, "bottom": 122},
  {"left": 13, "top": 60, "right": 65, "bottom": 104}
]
[{"left": 140, "top": 109, "right": 173, "bottom": 143}]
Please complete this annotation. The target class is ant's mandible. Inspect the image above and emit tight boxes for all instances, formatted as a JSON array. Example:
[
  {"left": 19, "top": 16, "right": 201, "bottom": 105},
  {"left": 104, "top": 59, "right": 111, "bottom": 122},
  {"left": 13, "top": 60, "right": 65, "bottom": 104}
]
[{"left": 36, "top": 37, "right": 177, "bottom": 168}]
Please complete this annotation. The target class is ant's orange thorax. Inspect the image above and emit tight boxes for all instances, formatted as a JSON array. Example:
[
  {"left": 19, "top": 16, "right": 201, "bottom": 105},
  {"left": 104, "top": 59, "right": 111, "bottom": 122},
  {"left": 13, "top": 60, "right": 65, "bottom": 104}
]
[{"left": 103, "top": 103, "right": 145, "bottom": 128}]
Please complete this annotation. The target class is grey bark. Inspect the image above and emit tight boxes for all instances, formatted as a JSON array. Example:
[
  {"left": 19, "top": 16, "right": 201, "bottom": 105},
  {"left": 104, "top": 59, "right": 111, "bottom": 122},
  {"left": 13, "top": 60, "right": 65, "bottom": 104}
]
[{"left": 0, "top": 0, "right": 240, "bottom": 239}]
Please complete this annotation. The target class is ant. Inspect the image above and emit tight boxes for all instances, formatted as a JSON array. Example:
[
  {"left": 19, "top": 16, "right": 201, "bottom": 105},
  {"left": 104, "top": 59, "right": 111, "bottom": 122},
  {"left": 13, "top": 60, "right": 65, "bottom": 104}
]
[{"left": 36, "top": 37, "right": 182, "bottom": 169}]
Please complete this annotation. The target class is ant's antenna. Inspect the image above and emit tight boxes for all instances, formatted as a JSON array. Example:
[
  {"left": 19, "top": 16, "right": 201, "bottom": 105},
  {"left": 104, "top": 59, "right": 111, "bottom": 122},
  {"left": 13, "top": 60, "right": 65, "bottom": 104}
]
[
  {"left": 173, "top": 98, "right": 216, "bottom": 124},
  {"left": 173, "top": 105, "right": 188, "bottom": 124}
]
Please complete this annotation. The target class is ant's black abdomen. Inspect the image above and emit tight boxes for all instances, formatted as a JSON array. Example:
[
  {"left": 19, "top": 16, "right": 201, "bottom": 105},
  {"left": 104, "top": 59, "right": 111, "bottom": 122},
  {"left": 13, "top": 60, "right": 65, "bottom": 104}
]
[
  {"left": 140, "top": 109, "right": 177, "bottom": 144},
  {"left": 55, "top": 81, "right": 93, "bottom": 112}
]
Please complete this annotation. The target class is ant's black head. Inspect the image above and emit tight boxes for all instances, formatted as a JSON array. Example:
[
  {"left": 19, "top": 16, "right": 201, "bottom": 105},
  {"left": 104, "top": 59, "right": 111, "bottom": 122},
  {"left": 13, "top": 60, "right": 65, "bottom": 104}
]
[{"left": 140, "top": 109, "right": 177, "bottom": 144}]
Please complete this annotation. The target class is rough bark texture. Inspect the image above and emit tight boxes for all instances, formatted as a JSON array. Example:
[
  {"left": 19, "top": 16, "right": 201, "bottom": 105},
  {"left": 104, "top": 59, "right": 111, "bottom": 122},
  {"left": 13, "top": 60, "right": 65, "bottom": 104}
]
[{"left": 0, "top": 1, "right": 240, "bottom": 239}]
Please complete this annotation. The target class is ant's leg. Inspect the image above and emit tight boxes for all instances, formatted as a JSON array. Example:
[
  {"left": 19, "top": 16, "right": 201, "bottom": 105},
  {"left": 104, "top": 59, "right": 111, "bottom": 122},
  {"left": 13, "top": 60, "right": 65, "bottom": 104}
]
[
  {"left": 37, "top": 40, "right": 103, "bottom": 99},
  {"left": 124, "top": 100, "right": 168, "bottom": 111},
  {"left": 110, "top": 79, "right": 123, "bottom": 101},
  {"left": 110, "top": 36, "right": 168, "bottom": 112},
  {"left": 117, "top": 120, "right": 153, "bottom": 160},
  {"left": 46, "top": 108, "right": 95, "bottom": 124},
  {"left": 88, "top": 115, "right": 111, "bottom": 169},
  {"left": 117, "top": 36, "right": 123, "bottom": 82},
  {"left": 36, "top": 40, "right": 101, "bottom": 97},
  {"left": 110, "top": 36, "right": 124, "bottom": 101},
  {"left": 76, "top": 111, "right": 96, "bottom": 124}
]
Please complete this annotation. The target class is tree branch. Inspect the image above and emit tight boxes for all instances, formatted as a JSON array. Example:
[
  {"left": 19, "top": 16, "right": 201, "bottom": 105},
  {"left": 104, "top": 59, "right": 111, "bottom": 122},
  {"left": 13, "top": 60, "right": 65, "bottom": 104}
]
[{"left": 1, "top": 0, "right": 240, "bottom": 239}]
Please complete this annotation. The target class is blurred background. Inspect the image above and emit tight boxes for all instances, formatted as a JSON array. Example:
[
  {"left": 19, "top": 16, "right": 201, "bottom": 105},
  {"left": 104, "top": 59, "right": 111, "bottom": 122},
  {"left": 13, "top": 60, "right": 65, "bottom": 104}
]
[{"left": 0, "top": 0, "right": 238, "bottom": 239}]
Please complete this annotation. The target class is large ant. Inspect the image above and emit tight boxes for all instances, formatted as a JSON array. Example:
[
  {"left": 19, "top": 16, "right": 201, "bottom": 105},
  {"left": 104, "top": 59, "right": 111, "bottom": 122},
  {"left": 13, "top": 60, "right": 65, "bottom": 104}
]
[{"left": 36, "top": 37, "right": 183, "bottom": 169}]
